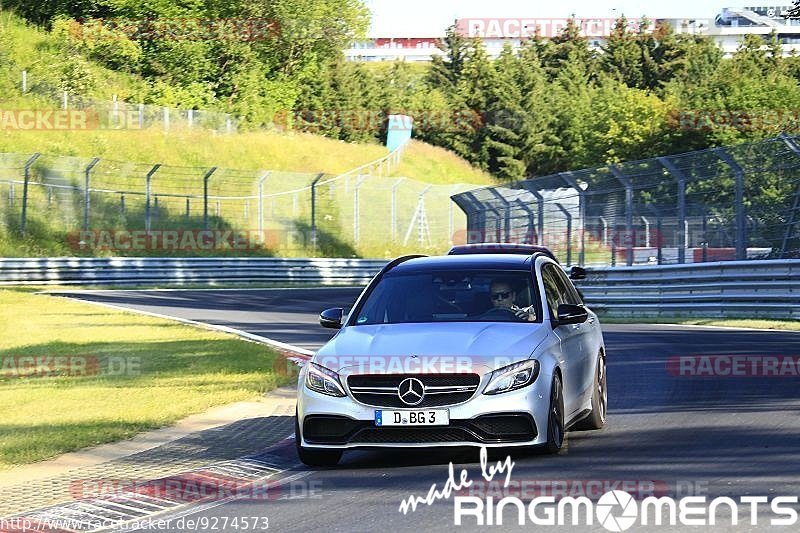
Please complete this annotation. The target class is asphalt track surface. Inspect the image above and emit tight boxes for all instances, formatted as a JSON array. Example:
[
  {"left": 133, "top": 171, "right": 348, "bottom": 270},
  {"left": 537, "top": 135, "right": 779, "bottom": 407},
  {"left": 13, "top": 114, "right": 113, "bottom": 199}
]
[{"left": 57, "top": 289, "right": 800, "bottom": 532}]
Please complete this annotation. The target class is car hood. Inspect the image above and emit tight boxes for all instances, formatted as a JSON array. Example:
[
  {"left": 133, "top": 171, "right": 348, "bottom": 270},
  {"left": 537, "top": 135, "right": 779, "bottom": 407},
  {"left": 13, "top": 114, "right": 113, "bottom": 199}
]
[{"left": 313, "top": 322, "right": 550, "bottom": 374}]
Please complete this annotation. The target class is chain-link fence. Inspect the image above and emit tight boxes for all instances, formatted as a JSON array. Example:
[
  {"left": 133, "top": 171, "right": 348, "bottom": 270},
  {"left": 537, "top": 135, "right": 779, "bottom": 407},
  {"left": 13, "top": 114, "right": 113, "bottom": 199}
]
[
  {"left": 452, "top": 133, "right": 800, "bottom": 266},
  {"left": 18, "top": 69, "right": 238, "bottom": 133},
  {"left": 0, "top": 144, "right": 474, "bottom": 257}
]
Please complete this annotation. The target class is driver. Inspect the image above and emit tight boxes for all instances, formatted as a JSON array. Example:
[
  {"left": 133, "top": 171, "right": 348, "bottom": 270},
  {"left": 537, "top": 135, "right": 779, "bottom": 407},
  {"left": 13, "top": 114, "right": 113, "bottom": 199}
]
[{"left": 489, "top": 280, "right": 536, "bottom": 322}]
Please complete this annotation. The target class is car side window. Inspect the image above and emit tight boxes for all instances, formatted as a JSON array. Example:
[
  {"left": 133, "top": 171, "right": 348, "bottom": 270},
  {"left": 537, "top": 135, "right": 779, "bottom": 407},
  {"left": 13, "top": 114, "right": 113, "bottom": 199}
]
[
  {"left": 540, "top": 265, "right": 564, "bottom": 320},
  {"left": 552, "top": 266, "right": 584, "bottom": 305}
]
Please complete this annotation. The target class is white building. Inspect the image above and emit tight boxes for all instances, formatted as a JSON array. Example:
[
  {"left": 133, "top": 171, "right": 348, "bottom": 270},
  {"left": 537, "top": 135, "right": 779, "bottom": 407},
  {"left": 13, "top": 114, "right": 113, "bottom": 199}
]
[{"left": 344, "top": 5, "right": 800, "bottom": 62}]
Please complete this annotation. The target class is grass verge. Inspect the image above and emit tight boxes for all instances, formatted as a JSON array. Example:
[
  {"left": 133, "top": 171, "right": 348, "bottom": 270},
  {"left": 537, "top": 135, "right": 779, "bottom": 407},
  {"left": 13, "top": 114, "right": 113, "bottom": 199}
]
[
  {"left": 0, "top": 289, "right": 293, "bottom": 469},
  {"left": 600, "top": 316, "right": 800, "bottom": 331}
]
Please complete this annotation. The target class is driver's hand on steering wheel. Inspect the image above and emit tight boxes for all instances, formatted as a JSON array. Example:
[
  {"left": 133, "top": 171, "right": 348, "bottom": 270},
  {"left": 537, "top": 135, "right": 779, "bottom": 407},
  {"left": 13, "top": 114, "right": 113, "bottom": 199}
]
[{"left": 512, "top": 305, "right": 536, "bottom": 322}]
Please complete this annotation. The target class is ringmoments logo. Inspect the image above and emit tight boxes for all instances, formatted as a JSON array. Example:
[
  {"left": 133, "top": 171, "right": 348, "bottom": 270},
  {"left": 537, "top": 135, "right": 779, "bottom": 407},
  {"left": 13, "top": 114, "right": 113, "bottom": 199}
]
[{"left": 397, "top": 446, "right": 799, "bottom": 529}]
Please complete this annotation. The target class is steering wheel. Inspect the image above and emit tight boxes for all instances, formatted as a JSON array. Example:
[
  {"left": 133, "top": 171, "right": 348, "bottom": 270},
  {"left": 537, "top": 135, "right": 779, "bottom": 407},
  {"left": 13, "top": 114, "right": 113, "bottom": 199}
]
[{"left": 475, "top": 307, "right": 519, "bottom": 320}]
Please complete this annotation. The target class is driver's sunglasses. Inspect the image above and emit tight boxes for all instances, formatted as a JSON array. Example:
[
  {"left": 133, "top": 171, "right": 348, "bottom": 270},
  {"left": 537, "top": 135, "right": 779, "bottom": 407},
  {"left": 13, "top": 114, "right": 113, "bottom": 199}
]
[{"left": 491, "top": 291, "right": 512, "bottom": 301}]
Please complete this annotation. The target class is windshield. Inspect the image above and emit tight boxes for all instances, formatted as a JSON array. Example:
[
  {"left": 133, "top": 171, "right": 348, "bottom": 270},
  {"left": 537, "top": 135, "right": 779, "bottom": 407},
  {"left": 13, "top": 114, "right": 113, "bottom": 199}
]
[{"left": 350, "top": 270, "right": 540, "bottom": 325}]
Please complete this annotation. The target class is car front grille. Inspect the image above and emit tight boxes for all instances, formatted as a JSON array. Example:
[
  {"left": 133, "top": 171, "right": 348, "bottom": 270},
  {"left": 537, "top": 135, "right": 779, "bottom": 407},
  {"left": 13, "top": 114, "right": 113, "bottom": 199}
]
[
  {"left": 347, "top": 373, "right": 481, "bottom": 408},
  {"left": 302, "top": 413, "right": 537, "bottom": 445}
]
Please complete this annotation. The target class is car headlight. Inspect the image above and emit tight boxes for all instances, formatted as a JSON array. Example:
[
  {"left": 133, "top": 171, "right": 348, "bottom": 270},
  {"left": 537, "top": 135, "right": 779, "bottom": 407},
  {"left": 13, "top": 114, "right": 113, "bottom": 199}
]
[
  {"left": 484, "top": 359, "right": 539, "bottom": 395},
  {"left": 305, "top": 362, "right": 346, "bottom": 397}
]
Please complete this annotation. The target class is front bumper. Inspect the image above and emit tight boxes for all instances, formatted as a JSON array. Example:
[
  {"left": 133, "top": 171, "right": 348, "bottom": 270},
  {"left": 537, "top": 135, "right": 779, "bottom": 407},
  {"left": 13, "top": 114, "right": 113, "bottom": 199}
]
[{"left": 296, "top": 372, "right": 553, "bottom": 449}]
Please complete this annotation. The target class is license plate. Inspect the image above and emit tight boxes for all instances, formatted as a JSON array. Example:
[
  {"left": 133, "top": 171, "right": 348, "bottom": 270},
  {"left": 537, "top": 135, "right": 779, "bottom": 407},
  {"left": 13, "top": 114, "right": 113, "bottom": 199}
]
[{"left": 375, "top": 409, "right": 449, "bottom": 426}]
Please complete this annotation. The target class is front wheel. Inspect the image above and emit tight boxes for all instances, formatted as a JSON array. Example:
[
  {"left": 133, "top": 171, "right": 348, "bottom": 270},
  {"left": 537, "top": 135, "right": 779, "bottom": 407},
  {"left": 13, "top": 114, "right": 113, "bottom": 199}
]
[
  {"left": 573, "top": 354, "right": 607, "bottom": 431},
  {"left": 295, "top": 412, "right": 343, "bottom": 467},
  {"left": 543, "top": 374, "right": 565, "bottom": 454}
]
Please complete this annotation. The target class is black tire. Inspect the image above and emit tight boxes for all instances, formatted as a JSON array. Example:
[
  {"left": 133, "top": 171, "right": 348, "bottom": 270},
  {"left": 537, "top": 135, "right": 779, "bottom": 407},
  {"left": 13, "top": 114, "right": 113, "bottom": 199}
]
[
  {"left": 543, "top": 373, "right": 565, "bottom": 454},
  {"left": 574, "top": 353, "right": 607, "bottom": 431},
  {"left": 295, "top": 412, "right": 343, "bottom": 467}
]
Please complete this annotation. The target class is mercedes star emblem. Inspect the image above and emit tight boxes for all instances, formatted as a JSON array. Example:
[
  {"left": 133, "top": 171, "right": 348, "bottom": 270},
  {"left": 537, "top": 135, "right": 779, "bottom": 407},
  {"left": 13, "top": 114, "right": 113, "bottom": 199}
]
[{"left": 398, "top": 377, "right": 425, "bottom": 406}]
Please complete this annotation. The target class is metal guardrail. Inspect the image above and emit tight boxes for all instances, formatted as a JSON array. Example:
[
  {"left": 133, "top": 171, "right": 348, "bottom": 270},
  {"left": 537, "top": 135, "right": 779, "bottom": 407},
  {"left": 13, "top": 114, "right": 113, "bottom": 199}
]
[
  {"left": 0, "top": 257, "right": 388, "bottom": 286},
  {"left": 575, "top": 259, "right": 800, "bottom": 319},
  {"left": 0, "top": 257, "right": 796, "bottom": 318}
]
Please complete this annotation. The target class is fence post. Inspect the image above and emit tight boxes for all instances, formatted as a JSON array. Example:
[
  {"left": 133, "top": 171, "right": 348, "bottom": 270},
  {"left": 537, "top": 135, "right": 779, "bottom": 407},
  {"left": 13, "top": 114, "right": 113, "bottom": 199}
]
[
  {"left": 188, "top": 109, "right": 194, "bottom": 129},
  {"left": 554, "top": 203, "right": 572, "bottom": 266},
  {"left": 20, "top": 153, "right": 41, "bottom": 236},
  {"left": 641, "top": 216, "right": 650, "bottom": 248},
  {"left": 559, "top": 172, "right": 586, "bottom": 266},
  {"left": 163, "top": 107, "right": 169, "bottom": 132},
  {"left": 21, "top": 70, "right": 27, "bottom": 93},
  {"left": 257, "top": 171, "right": 270, "bottom": 241},
  {"left": 203, "top": 167, "right": 217, "bottom": 230},
  {"left": 715, "top": 148, "right": 747, "bottom": 261},
  {"left": 353, "top": 175, "right": 367, "bottom": 243},
  {"left": 448, "top": 185, "right": 461, "bottom": 245},
  {"left": 120, "top": 194, "right": 126, "bottom": 214},
  {"left": 391, "top": 178, "right": 404, "bottom": 241},
  {"left": 83, "top": 158, "right": 100, "bottom": 232},
  {"left": 310, "top": 172, "right": 324, "bottom": 251},
  {"left": 62, "top": 91, "right": 68, "bottom": 110},
  {"left": 658, "top": 156, "right": 688, "bottom": 264},
  {"left": 185, "top": 197, "right": 190, "bottom": 217},
  {"left": 138, "top": 103, "right": 144, "bottom": 129},
  {"left": 609, "top": 166, "right": 634, "bottom": 266},
  {"left": 488, "top": 189, "right": 511, "bottom": 242},
  {"left": 144, "top": 164, "right": 161, "bottom": 232},
  {"left": 528, "top": 189, "right": 545, "bottom": 246}
]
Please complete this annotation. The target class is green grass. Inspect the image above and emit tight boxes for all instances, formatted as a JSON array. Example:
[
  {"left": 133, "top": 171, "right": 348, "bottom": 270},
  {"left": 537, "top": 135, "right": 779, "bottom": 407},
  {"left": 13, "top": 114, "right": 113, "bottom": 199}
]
[
  {"left": 0, "top": 289, "right": 293, "bottom": 468},
  {"left": 600, "top": 317, "right": 800, "bottom": 331},
  {"left": 395, "top": 140, "right": 495, "bottom": 185}
]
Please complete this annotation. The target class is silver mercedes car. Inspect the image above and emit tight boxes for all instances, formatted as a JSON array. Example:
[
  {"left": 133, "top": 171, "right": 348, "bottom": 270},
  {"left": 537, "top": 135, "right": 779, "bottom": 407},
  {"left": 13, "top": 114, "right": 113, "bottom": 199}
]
[{"left": 295, "top": 247, "right": 607, "bottom": 466}]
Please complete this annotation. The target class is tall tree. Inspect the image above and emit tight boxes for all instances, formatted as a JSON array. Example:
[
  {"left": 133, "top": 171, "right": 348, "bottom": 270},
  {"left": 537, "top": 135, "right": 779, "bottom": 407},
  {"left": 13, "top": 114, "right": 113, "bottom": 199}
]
[{"left": 429, "top": 22, "right": 470, "bottom": 89}]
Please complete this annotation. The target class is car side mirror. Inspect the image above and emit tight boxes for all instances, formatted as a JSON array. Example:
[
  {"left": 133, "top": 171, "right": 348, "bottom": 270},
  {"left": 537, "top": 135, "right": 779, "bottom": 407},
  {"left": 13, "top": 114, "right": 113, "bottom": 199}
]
[
  {"left": 569, "top": 266, "right": 587, "bottom": 280},
  {"left": 319, "top": 308, "right": 344, "bottom": 329},
  {"left": 556, "top": 303, "right": 588, "bottom": 326}
]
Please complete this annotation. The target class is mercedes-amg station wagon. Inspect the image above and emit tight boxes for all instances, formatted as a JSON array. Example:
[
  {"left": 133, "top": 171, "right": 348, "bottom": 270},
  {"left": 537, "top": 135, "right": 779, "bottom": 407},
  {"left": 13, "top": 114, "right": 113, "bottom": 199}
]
[{"left": 295, "top": 249, "right": 607, "bottom": 466}]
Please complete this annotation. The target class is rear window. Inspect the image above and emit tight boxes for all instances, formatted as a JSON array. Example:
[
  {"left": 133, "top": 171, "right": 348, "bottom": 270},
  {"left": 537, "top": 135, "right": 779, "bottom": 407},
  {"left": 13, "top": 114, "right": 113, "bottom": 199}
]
[{"left": 350, "top": 269, "right": 541, "bottom": 325}]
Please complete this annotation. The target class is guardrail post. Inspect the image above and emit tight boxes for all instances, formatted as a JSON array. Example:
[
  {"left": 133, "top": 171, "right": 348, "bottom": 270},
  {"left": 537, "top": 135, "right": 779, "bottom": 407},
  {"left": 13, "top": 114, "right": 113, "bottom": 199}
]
[
  {"left": 257, "top": 171, "right": 270, "bottom": 242},
  {"left": 559, "top": 172, "right": 586, "bottom": 266},
  {"left": 20, "top": 153, "right": 40, "bottom": 236},
  {"left": 144, "top": 164, "right": 161, "bottom": 232},
  {"left": 202, "top": 167, "right": 217, "bottom": 231},
  {"left": 715, "top": 148, "right": 747, "bottom": 261},
  {"left": 83, "top": 158, "right": 100, "bottom": 232},
  {"left": 310, "top": 172, "right": 324, "bottom": 251},
  {"left": 609, "top": 166, "right": 634, "bottom": 266},
  {"left": 391, "top": 178, "right": 404, "bottom": 240},
  {"left": 554, "top": 202, "right": 572, "bottom": 266},
  {"left": 657, "top": 156, "right": 688, "bottom": 264}
]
